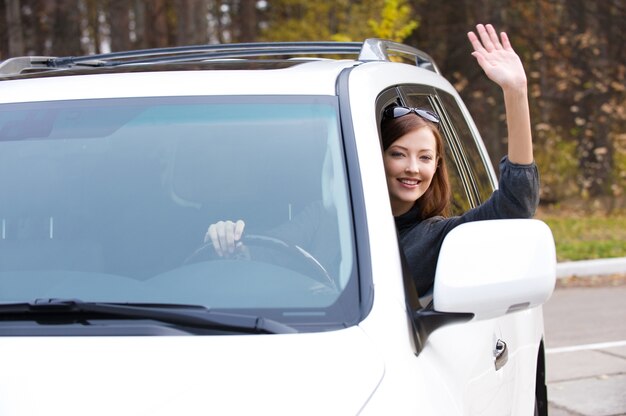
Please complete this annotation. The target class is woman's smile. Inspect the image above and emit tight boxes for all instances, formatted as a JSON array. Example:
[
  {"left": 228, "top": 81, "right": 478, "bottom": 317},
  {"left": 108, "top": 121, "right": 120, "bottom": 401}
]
[{"left": 398, "top": 177, "right": 421, "bottom": 187}]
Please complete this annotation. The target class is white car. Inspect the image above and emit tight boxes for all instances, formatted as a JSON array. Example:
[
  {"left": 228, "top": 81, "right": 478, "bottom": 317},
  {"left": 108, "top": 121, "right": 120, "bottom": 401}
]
[{"left": 0, "top": 40, "right": 556, "bottom": 415}]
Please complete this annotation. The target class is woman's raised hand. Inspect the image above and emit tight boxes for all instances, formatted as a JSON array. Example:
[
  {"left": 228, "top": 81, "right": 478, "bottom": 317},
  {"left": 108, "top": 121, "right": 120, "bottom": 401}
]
[
  {"left": 468, "top": 23, "right": 533, "bottom": 165},
  {"left": 467, "top": 24, "right": 527, "bottom": 92},
  {"left": 205, "top": 220, "right": 246, "bottom": 258}
]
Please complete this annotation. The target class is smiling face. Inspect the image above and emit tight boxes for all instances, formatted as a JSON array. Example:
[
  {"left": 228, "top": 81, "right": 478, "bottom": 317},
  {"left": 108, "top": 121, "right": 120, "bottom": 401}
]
[{"left": 383, "top": 126, "right": 438, "bottom": 216}]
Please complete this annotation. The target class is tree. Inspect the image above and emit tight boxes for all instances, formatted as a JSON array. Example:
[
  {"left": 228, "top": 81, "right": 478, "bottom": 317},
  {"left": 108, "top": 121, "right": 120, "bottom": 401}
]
[
  {"left": 367, "top": 0, "right": 417, "bottom": 42},
  {"left": 260, "top": 0, "right": 417, "bottom": 43},
  {"left": 108, "top": 0, "right": 131, "bottom": 52},
  {"left": 513, "top": 0, "right": 626, "bottom": 209},
  {"left": 51, "top": 0, "right": 82, "bottom": 55},
  {"left": 5, "top": 0, "right": 24, "bottom": 56},
  {"left": 143, "top": 0, "right": 172, "bottom": 48},
  {"left": 410, "top": 0, "right": 626, "bottom": 211},
  {"left": 232, "top": 0, "right": 257, "bottom": 42},
  {"left": 173, "top": 0, "right": 209, "bottom": 45}
]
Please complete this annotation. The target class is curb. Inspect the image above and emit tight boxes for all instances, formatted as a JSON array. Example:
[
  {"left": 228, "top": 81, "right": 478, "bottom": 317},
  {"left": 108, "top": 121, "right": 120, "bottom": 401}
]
[{"left": 556, "top": 257, "right": 626, "bottom": 278}]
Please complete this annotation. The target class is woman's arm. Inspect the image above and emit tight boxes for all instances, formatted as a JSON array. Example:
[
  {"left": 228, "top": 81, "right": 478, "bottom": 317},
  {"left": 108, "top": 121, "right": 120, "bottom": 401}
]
[{"left": 467, "top": 24, "right": 533, "bottom": 165}]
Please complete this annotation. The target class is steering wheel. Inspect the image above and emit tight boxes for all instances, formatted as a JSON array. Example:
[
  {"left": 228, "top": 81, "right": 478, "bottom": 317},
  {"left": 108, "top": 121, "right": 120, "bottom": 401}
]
[{"left": 183, "top": 234, "right": 337, "bottom": 290}]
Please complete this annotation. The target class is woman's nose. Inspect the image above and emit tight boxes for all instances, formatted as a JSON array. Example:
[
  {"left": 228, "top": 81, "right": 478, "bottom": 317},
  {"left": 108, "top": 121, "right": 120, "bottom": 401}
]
[{"left": 405, "top": 158, "right": 420, "bottom": 174}]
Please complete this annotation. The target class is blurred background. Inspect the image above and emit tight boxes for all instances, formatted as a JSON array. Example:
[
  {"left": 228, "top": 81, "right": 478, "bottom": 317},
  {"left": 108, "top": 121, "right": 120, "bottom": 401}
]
[{"left": 1, "top": 0, "right": 625, "bottom": 263}]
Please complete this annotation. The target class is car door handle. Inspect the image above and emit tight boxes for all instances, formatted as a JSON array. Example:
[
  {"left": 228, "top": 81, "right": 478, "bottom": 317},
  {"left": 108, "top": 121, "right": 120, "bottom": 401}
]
[{"left": 494, "top": 339, "right": 508, "bottom": 371}]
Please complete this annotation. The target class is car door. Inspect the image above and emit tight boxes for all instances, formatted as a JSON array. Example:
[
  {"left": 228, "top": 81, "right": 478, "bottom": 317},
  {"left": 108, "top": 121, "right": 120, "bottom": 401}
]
[{"left": 377, "top": 84, "right": 532, "bottom": 415}]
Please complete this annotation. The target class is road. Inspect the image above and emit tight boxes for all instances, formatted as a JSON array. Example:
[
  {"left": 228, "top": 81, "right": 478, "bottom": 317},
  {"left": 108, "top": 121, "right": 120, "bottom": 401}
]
[{"left": 543, "top": 278, "right": 626, "bottom": 416}]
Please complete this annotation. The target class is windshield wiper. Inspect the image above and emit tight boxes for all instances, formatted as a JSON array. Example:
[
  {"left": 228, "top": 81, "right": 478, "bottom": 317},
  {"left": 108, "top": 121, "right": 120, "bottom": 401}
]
[{"left": 0, "top": 299, "right": 296, "bottom": 334}]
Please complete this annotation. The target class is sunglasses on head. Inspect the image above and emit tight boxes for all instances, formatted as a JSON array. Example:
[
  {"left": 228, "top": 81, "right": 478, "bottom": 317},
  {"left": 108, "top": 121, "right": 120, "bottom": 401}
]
[{"left": 383, "top": 106, "right": 440, "bottom": 124}]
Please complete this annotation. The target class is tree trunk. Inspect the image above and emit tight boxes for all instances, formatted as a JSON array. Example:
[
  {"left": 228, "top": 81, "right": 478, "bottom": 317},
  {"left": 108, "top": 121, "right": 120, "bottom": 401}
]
[
  {"left": 5, "top": 0, "right": 25, "bottom": 56},
  {"left": 144, "top": 0, "right": 170, "bottom": 47},
  {"left": 208, "top": 0, "right": 225, "bottom": 43},
  {"left": 175, "top": 0, "right": 209, "bottom": 45},
  {"left": 109, "top": 0, "right": 131, "bottom": 51},
  {"left": 52, "top": 0, "right": 82, "bottom": 55},
  {"left": 30, "top": 0, "right": 53, "bottom": 55},
  {"left": 237, "top": 0, "right": 256, "bottom": 42},
  {"left": 132, "top": 0, "right": 146, "bottom": 48},
  {"left": 192, "top": 0, "right": 209, "bottom": 44}
]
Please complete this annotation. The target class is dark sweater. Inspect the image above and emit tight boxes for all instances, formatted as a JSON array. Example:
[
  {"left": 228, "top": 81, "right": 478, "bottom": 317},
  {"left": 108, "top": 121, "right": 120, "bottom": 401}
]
[{"left": 394, "top": 157, "right": 540, "bottom": 296}]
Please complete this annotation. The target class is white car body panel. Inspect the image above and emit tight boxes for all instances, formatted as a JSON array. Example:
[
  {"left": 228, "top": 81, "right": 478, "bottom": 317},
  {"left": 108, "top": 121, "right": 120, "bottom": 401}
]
[
  {"left": 0, "top": 327, "right": 385, "bottom": 415},
  {"left": 0, "top": 62, "right": 355, "bottom": 103}
]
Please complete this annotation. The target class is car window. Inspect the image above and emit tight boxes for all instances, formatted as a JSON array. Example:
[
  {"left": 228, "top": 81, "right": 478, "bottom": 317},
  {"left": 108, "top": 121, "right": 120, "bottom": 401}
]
[
  {"left": 377, "top": 86, "right": 473, "bottom": 215},
  {"left": 0, "top": 96, "right": 359, "bottom": 331},
  {"left": 401, "top": 88, "right": 474, "bottom": 215},
  {"left": 437, "top": 91, "right": 495, "bottom": 204},
  {"left": 398, "top": 85, "right": 496, "bottom": 210}
]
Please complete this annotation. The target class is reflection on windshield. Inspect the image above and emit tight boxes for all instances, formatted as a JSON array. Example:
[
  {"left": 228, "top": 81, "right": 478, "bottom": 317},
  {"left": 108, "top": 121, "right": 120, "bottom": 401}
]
[{"left": 0, "top": 97, "right": 358, "bottom": 331}]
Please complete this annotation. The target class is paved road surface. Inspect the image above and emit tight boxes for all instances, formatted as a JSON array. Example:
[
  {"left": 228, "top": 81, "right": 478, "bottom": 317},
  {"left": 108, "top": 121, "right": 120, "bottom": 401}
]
[{"left": 543, "top": 281, "right": 626, "bottom": 416}]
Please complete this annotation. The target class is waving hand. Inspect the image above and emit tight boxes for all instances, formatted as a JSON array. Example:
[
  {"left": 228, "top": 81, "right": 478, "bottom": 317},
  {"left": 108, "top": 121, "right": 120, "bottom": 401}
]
[
  {"left": 467, "top": 24, "right": 533, "bottom": 165},
  {"left": 467, "top": 24, "right": 527, "bottom": 92}
]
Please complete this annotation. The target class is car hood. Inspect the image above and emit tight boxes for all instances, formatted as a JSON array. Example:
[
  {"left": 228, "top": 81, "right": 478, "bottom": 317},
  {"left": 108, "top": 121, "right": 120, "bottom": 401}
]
[{"left": 0, "top": 326, "right": 384, "bottom": 415}]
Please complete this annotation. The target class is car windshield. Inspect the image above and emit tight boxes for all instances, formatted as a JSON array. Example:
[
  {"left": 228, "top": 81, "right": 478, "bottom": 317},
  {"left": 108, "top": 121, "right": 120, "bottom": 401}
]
[{"left": 0, "top": 96, "right": 359, "bottom": 331}]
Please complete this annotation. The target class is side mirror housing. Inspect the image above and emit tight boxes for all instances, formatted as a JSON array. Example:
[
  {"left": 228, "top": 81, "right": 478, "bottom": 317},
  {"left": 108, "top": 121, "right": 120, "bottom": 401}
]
[{"left": 432, "top": 219, "right": 556, "bottom": 320}]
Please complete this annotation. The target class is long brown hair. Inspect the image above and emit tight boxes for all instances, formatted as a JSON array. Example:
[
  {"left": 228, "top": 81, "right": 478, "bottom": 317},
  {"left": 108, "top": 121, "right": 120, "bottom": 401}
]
[{"left": 381, "top": 114, "right": 451, "bottom": 219}]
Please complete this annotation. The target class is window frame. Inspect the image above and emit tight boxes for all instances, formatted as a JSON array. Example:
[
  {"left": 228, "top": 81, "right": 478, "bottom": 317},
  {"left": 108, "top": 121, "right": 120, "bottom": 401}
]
[{"left": 376, "top": 84, "right": 495, "bottom": 215}]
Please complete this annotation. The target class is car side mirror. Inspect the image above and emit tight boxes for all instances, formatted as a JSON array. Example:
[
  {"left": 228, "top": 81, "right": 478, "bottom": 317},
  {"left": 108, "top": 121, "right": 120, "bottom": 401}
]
[{"left": 413, "top": 219, "right": 556, "bottom": 344}]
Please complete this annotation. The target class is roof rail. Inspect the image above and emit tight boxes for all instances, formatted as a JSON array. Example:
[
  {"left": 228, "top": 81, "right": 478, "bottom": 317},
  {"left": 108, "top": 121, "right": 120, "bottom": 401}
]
[
  {"left": 359, "top": 39, "right": 440, "bottom": 73},
  {"left": 0, "top": 56, "right": 58, "bottom": 76},
  {"left": 0, "top": 39, "right": 439, "bottom": 77}
]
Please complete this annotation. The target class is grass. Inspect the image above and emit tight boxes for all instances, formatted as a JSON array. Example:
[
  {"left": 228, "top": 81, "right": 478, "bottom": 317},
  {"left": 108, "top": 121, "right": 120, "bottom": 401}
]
[{"left": 535, "top": 213, "right": 626, "bottom": 262}]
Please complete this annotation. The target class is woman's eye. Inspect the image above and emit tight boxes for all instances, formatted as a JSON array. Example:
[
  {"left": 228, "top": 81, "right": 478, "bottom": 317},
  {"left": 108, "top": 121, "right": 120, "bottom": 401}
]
[
  {"left": 391, "top": 152, "right": 405, "bottom": 158},
  {"left": 420, "top": 155, "right": 433, "bottom": 161}
]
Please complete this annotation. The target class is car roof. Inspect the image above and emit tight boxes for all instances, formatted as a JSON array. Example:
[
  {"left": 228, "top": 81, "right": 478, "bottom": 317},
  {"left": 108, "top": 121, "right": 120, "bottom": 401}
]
[
  {"left": 0, "top": 40, "right": 439, "bottom": 76},
  {"left": 0, "top": 39, "right": 441, "bottom": 103}
]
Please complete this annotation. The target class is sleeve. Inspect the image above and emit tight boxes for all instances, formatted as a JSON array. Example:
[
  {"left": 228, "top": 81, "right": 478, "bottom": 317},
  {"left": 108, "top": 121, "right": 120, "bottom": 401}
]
[
  {"left": 400, "top": 156, "right": 539, "bottom": 295},
  {"left": 446, "top": 156, "right": 540, "bottom": 229}
]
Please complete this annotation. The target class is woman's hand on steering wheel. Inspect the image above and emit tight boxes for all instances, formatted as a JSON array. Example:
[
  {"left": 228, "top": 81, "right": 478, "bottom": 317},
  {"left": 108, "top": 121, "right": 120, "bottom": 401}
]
[
  {"left": 188, "top": 226, "right": 336, "bottom": 290},
  {"left": 204, "top": 219, "right": 248, "bottom": 258}
]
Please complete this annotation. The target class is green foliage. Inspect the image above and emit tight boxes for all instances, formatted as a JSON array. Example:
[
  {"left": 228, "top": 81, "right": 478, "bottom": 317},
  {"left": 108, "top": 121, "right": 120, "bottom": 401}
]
[
  {"left": 611, "top": 131, "right": 626, "bottom": 201},
  {"left": 538, "top": 215, "right": 626, "bottom": 261},
  {"left": 367, "top": 0, "right": 418, "bottom": 42},
  {"left": 260, "top": 0, "right": 418, "bottom": 42},
  {"left": 533, "top": 126, "right": 579, "bottom": 203},
  {"left": 259, "top": 2, "right": 333, "bottom": 41}
]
